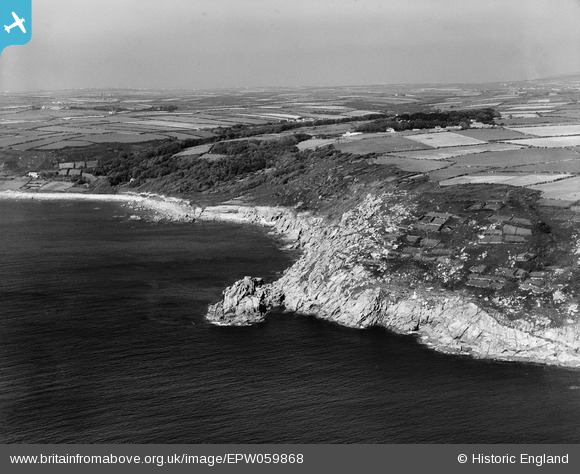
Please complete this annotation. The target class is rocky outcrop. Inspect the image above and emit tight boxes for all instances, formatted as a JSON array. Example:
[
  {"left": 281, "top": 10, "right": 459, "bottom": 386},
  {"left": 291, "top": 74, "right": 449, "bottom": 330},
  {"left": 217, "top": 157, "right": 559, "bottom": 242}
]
[
  {"left": 206, "top": 276, "right": 283, "bottom": 326},
  {"left": 203, "top": 194, "right": 580, "bottom": 367}
]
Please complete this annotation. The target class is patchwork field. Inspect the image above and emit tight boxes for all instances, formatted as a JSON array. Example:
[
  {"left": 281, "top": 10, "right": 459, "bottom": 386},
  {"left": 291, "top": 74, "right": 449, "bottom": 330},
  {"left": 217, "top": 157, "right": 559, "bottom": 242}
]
[
  {"left": 501, "top": 116, "right": 575, "bottom": 126},
  {"left": 391, "top": 143, "right": 523, "bottom": 161},
  {"left": 0, "top": 179, "right": 30, "bottom": 191},
  {"left": 405, "top": 132, "right": 486, "bottom": 148},
  {"left": 35, "top": 125, "right": 111, "bottom": 134},
  {"left": 505, "top": 136, "right": 580, "bottom": 148},
  {"left": 38, "top": 140, "right": 96, "bottom": 150},
  {"left": 174, "top": 144, "right": 213, "bottom": 157},
  {"left": 440, "top": 174, "right": 571, "bottom": 187},
  {"left": 126, "top": 120, "right": 215, "bottom": 129},
  {"left": 297, "top": 138, "right": 337, "bottom": 151},
  {"left": 12, "top": 136, "right": 79, "bottom": 151},
  {"left": 507, "top": 124, "right": 580, "bottom": 137},
  {"left": 427, "top": 167, "right": 491, "bottom": 182},
  {"left": 528, "top": 176, "right": 580, "bottom": 201},
  {"left": 39, "top": 182, "right": 76, "bottom": 192},
  {"left": 454, "top": 128, "right": 529, "bottom": 141},
  {"left": 451, "top": 148, "right": 580, "bottom": 168},
  {"left": 82, "top": 133, "right": 167, "bottom": 144},
  {"left": 506, "top": 160, "right": 580, "bottom": 174},
  {"left": 372, "top": 156, "right": 451, "bottom": 173},
  {"left": 333, "top": 136, "right": 431, "bottom": 154}
]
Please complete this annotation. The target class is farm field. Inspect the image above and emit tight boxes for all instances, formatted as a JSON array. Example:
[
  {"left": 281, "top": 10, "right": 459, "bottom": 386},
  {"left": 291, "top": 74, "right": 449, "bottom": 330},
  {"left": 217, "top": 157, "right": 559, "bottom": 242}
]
[
  {"left": 333, "top": 136, "right": 431, "bottom": 154},
  {"left": 38, "top": 140, "right": 96, "bottom": 150},
  {"left": 174, "top": 144, "right": 213, "bottom": 157},
  {"left": 500, "top": 116, "right": 574, "bottom": 126},
  {"left": 0, "top": 81, "right": 578, "bottom": 202},
  {"left": 39, "top": 182, "right": 76, "bottom": 192},
  {"left": 454, "top": 128, "right": 529, "bottom": 141},
  {"left": 12, "top": 136, "right": 79, "bottom": 151},
  {"left": 427, "top": 167, "right": 492, "bottom": 182},
  {"left": 528, "top": 176, "right": 580, "bottom": 201},
  {"left": 35, "top": 125, "right": 112, "bottom": 134},
  {"left": 297, "top": 138, "right": 337, "bottom": 151},
  {"left": 372, "top": 156, "right": 451, "bottom": 172},
  {"left": 505, "top": 160, "right": 580, "bottom": 174},
  {"left": 0, "top": 136, "right": 40, "bottom": 147},
  {"left": 0, "top": 179, "right": 30, "bottom": 191},
  {"left": 505, "top": 136, "right": 580, "bottom": 148},
  {"left": 391, "top": 143, "right": 523, "bottom": 161},
  {"left": 546, "top": 110, "right": 580, "bottom": 119},
  {"left": 82, "top": 133, "right": 167, "bottom": 143},
  {"left": 405, "top": 132, "right": 486, "bottom": 148},
  {"left": 142, "top": 114, "right": 238, "bottom": 126},
  {"left": 440, "top": 173, "right": 571, "bottom": 187},
  {"left": 125, "top": 120, "right": 217, "bottom": 129},
  {"left": 160, "top": 132, "right": 211, "bottom": 140},
  {"left": 507, "top": 124, "right": 580, "bottom": 137},
  {"left": 451, "top": 148, "right": 580, "bottom": 168}
]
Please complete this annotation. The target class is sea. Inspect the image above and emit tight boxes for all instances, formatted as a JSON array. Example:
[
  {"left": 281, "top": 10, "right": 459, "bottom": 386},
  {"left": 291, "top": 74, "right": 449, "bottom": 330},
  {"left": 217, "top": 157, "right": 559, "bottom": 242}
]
[{"left": 0, "top": 198, "right": 579, "bottom": 444}]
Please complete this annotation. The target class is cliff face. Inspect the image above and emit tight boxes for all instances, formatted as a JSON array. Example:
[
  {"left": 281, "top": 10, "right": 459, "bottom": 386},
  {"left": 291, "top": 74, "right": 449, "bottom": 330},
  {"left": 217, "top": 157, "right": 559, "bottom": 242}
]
[{"left": 203, "top": 194, "right": 580, "bottom": 367}]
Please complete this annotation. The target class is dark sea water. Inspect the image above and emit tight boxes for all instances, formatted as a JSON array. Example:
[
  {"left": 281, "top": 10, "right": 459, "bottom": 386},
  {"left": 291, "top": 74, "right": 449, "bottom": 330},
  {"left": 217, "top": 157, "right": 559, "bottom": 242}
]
[{"left": 0, "top": 199, "right": 579, "bottom": 444}]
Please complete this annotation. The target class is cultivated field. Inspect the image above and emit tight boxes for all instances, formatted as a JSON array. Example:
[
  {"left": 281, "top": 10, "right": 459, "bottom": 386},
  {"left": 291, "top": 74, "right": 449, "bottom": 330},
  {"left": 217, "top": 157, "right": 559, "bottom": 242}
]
[
  {"left": 507, "top": 124, "right": 580, "bottom": 137},
  {"left": 454, "top": 128, "right": 529, "bottom": 141},
  {"left": 297, "top": 138, "right": 336, "bottom": 151},
  {"left": 508, "top": 160, "right": 580, "bottom": 174},
  {"left": 174, "top": 144, "right": 213, "bottom": 157},
  {"left": 81, "top": 133, "right": 167, "bottom": 143},
  {"left": 391, "top": 143, "right": 523, "bottom": 161},
  {"left": 38, "top": 140, "right": 96, "bottom": 150},
  {"left": 406, "top": 132, "right": 486, "bottom": 148},
  {"left": 451, "top": 148, "right": 580, "bottom": 168},
  {"left": 372, "top": 156, "right": 451, "bottom": 172},
  {"left": 427, "top": 167, "right": 490, "bottom": 182},
  {"left": 505, "top": 136, "right": 580, "bottom": 148},
  {"left": 39, "top": 182, "right": 76, "bottom": 192},
  {"left": 0, "top": 179, "right": 30, "bottom": 191},
  {"left": 440, "top": 174, "right": 571, "bottom": 187},
  {"left": 528, "top": 176, "right": 580, "bottom": 201},
  {"left": 333, "top": 136, "right": 431, "bottom": 154}
]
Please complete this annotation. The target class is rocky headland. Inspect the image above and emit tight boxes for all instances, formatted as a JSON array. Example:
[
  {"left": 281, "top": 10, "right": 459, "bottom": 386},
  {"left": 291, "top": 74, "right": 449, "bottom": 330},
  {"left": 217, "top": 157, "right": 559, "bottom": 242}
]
[{"left": 205, "top": 191, "right": 580, "bottom": 367}]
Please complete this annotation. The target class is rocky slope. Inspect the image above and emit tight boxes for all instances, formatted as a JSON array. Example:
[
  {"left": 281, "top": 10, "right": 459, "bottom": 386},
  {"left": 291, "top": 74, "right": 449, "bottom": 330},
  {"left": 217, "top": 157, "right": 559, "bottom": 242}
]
[{"left": 204, "top": 192, "right": 580, "bottom": 367}]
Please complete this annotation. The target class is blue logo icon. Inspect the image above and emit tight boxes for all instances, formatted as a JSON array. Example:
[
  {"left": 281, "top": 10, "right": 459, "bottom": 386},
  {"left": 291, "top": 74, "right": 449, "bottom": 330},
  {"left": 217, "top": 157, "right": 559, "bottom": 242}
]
[{"left": 1, "top": 0, "right": 31, "bottom": 55}]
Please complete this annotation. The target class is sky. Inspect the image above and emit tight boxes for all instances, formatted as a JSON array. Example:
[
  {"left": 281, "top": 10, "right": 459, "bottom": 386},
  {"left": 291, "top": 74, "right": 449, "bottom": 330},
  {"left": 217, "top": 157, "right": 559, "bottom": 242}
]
[{"left": 1, "top": 0, "right": 580, "bottom": 91}]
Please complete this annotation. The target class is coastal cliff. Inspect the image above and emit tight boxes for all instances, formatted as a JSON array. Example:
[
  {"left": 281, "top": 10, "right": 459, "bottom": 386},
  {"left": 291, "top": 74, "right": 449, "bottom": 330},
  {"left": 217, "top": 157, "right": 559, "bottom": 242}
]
[{"left": 204, "top": 192, "right": 580, "bottom": 367}]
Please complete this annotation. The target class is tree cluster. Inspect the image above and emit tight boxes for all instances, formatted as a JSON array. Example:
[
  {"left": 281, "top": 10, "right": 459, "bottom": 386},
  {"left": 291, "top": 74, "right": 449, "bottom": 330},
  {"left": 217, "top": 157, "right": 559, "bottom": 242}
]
[{"left": 355, "top": 108, "right": 499, "bottom": 133}]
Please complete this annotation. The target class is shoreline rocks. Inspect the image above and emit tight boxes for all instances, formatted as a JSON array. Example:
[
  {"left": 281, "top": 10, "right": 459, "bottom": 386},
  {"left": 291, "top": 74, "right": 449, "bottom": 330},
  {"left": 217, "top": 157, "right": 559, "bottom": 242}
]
[
  {"left": 204, "top": 194, "right": 580, "bottom": 368},
  {"left": 206, "top": 276, "right": 283, "bottom": 326}
]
